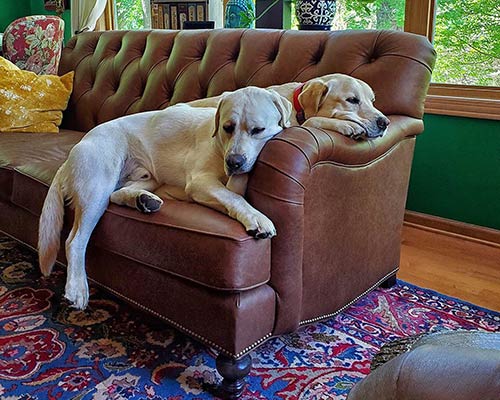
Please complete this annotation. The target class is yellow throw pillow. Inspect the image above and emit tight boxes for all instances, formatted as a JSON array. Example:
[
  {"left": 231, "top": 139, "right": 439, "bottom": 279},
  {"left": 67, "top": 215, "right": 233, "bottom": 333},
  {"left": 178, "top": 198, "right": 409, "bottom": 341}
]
[
  {"left": 0, "top": 57, "right": 74, "bottom": 133},
  {"left": 0, "top": 57, "right": 19, "bottom": 70}
]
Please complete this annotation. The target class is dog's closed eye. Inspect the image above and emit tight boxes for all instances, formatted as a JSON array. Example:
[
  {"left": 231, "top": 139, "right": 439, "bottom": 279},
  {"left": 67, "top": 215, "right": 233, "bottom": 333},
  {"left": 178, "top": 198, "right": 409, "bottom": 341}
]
[
  {"left": 346, "top": 97, "right": 360, "bottom": 105},
  {"left": 251, "top": 127, "right": 265, "bottom": 135}
]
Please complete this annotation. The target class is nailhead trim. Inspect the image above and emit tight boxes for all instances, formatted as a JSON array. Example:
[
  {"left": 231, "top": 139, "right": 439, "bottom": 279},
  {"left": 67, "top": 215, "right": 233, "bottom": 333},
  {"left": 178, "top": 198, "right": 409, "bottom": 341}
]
[
  {"left": 299, "top": 268, "right": 399, "bottom": 325},
  {"left": 88, "top": 277, "right": 272, "bottom": 358},
  {"left": 234, "top": 333, "right": 273, "bottom": 357}
]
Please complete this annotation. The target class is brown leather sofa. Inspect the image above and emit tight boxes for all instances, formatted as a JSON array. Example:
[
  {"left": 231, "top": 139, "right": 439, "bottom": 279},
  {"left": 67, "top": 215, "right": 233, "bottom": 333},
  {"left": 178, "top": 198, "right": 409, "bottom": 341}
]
[{"left": 0, "top": 29, "right": 435, "bottom": 398}]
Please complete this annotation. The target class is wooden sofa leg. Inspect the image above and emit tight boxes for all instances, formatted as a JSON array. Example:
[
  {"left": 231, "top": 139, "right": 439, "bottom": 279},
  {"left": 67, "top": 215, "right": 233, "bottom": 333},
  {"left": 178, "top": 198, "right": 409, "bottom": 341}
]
[
  {"left": 380, "top": 274, "right": 397, "bottom": 288},
  {"left": 214, "top": 353, "right": 252, "bottom": 399}
]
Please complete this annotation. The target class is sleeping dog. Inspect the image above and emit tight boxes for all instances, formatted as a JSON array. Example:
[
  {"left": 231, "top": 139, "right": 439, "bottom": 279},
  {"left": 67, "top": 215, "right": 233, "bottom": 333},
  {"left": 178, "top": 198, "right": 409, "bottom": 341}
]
[
  {"left": 190, "top": 73, "right": 390, "bottom": 140},
  {"left": 38, "top": 87, "right": 291, "bottom": 309}
]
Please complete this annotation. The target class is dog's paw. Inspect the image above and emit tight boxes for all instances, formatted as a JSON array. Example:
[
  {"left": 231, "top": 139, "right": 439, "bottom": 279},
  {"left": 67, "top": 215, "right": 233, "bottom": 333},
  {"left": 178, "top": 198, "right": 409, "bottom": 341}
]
[
  {"left": 244, "top": 212, "right": 277, "bottom": 239},
  {"left": 136, "top": 192, "right": 163, "bottom": 213},
  {"left": 302, "top": 118, "right": 366, "bottom": 139},
  {"left": 337, "top": 121, "right": 366, "bottom": 139},
  {"left": 64, "top": 276, "right": 89, "bottom": 310}
]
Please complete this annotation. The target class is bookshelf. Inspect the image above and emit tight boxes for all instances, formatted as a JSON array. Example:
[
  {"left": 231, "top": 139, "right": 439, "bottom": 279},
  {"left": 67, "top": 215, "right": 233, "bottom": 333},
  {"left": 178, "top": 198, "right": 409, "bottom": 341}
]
[{"left": 151, "top": 0, "right": 209, "bottom": 30}]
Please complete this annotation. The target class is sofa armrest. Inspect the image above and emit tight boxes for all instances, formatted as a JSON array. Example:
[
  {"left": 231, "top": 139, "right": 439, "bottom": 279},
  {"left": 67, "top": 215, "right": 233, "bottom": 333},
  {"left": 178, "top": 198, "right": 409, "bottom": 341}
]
[{"left": 246, "top": 115, "right": 423, "bottom": 334}]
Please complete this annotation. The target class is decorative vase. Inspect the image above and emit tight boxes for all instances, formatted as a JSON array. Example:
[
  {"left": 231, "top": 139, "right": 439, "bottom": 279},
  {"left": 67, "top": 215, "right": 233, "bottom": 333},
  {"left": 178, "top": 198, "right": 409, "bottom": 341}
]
[
  {"left": 295, "top": 0, "right": 337, "bottom": 30},
  {"left": 224, "top": 0, "right": 256, "bottom": 28}
]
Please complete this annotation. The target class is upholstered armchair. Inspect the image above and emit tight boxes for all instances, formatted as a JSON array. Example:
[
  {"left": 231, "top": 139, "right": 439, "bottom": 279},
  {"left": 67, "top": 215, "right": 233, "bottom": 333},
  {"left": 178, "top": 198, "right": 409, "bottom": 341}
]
[{"left": 1, "top": 15, "right": 65, "bottom": 75}]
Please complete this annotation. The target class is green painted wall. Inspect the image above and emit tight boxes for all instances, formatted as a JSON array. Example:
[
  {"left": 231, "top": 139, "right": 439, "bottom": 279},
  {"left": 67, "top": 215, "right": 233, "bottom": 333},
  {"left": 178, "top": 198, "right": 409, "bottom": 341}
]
[
  {"left": 0, "top": 1, "right": 71, "bottom": 42},
  {"left": 0, "top": 1, "right": 31, "bottom": 31},
  {"left": 407, "top": 115, "right": 500, "bottom": 230}
]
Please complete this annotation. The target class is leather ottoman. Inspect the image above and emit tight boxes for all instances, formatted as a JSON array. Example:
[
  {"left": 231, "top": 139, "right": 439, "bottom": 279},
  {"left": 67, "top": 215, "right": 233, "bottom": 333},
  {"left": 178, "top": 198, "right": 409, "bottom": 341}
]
[{"left": 347, "top": 330, "right": 500, "bottom": 400}]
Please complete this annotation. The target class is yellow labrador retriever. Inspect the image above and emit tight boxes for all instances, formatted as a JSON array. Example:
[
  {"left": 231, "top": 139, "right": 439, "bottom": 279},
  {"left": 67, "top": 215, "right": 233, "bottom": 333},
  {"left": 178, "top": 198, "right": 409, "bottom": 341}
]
[
  {"left": 191, "top": 73, "right": 390, "bottom": 140},
  {"left": 38, "top": 86, "right": 291, "bottom": 309}
]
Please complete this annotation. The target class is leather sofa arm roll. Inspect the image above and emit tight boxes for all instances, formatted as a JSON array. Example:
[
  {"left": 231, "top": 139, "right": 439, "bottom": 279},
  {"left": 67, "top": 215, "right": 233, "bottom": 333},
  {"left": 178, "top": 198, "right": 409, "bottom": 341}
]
[
  {"left": 248, "top": 114, "right": 422, "bottom": 218},
  {"left": 246, "top": 114, "right": 423, "bottom": 334}
]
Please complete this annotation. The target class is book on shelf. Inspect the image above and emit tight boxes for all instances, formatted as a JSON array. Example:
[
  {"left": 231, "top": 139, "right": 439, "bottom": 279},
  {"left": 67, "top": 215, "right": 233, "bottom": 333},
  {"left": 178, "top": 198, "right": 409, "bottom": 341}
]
[
  {"left": 151, "top": 3, "right": 159, "bottom": 28},
  {"left": 157, "top": 4, "right": 164, "bottom": 28},
  {"left": 188, "top": 3, "right": 196, "bottom": 21},
  {"left": 196, "top": 3, "right": 205, "bottom": 21},
  {"left": 163, "top": 5, "right": 170, "bottom": 29},
  {"left": 170, "top": 4, "right": 178, "bottom": 30},
  {"left": 178, "top": 3, "right": 188, "bottom": 28}
]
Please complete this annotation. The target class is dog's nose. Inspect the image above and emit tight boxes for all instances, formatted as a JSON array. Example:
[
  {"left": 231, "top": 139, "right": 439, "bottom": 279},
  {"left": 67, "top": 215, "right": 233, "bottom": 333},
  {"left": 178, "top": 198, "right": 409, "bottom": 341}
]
[
  {"left": 226, "top": 154, "right": 246, "bottom": 172},
  {"left": 376, "top": 116, "right": 390, "bottom": 131}
]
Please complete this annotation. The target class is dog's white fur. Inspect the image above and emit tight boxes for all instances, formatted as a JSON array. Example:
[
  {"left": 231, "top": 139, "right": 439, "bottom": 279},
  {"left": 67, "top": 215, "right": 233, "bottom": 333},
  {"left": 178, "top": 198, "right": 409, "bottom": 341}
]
[{"left": 38, "top": 74, "right": 389, "bottom": 310}]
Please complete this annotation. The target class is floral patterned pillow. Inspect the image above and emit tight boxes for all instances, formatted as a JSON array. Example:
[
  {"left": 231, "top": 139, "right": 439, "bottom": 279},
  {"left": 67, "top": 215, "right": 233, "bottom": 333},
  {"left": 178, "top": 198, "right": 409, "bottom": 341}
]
[{"left": 0, "top": 57, "right": 73, "bottom": 133}]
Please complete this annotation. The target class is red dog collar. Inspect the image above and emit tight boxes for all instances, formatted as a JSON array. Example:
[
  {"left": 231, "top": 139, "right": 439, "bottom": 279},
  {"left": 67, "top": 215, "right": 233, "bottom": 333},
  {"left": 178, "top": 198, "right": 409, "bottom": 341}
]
[{"left": 293, "top": 83, "right": 306, "bottom": 125}]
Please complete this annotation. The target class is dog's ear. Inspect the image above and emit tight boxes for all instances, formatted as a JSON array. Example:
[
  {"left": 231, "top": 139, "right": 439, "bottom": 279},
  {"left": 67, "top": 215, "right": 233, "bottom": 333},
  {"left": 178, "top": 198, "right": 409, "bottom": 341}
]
[
  {"left": 298, "top": 79, "right": 328, "bottom": 118},
  {"left": 269, "top": 89, "right": 292, "bottom": 128},
  {"left": 212, "top": 98, "right": 225, "bottom": 138}
]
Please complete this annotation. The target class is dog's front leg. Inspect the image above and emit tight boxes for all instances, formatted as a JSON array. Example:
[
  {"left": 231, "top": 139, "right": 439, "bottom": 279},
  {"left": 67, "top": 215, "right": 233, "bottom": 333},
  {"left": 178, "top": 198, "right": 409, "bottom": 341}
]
[
  {"left": 303, "top": 117, "right": 366, "bottom": 138},
  {"left": 187, "top": 176, "right": 276, "bottom": 239},
  {"left": 110, "top": 179, "right": 163, "bottom": 213}
]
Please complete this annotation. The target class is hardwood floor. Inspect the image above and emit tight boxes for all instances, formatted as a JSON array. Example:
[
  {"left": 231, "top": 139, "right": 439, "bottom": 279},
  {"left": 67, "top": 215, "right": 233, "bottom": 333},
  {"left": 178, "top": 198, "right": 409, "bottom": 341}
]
[{"left": 399, "top": 225, "right": 500, "bottom": 312}]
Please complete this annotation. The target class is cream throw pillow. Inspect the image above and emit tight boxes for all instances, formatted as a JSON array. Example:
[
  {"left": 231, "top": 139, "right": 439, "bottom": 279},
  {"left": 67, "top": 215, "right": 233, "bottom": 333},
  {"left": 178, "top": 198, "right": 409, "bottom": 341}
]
[{"left": 0, "top": 57, "right": 74, "bottom": 133}]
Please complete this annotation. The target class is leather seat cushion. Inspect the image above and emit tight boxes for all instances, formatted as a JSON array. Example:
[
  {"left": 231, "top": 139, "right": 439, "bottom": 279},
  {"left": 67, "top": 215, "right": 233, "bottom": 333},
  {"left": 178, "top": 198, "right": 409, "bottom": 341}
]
[
  {"left": 0, "top": 130, "right": 85, "bottom": 201},
  {"left": 0, "top": 131, "right": 271, "bottom": 291}
]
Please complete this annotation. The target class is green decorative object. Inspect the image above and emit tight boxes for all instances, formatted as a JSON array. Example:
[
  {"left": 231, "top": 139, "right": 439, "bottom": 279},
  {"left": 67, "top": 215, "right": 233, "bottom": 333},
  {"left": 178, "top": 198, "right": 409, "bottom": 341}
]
[{"left": 224, "top": 0, "right": 256, "bottom": 28}]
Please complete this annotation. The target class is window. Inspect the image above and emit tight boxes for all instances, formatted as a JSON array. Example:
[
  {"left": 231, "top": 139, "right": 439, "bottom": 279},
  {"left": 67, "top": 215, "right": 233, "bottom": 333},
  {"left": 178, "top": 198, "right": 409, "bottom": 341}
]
[
  {"left": 432, "top": 0, "right": 499, "bottom": 87},
  {"left": 331, "top": 0, "right": 405, "bottom": 31},
  {"left": 114, "top": 0, "right": 150, "bottom": 29},
  {"left": 404, "top": 0, "right": 499, "bottom": 119},
  {"left": 292, "top": 0, "right": 499, "bottom": 119}
]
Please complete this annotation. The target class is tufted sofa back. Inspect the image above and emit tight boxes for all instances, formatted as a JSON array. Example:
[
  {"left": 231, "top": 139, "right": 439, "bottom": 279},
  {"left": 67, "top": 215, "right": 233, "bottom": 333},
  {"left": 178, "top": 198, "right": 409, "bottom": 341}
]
[{"left": 59, "top": 29, "right": 435, "bottom": 132}]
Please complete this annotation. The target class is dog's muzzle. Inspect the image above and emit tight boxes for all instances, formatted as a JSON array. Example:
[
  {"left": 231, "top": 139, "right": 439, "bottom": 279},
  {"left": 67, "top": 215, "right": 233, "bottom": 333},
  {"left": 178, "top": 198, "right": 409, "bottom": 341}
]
[
  {"left": 367, "top": 116, "right": 390, "bottom": 138},
  {"left": 226, "top": 154, "right": 247, "bottom": 175}
]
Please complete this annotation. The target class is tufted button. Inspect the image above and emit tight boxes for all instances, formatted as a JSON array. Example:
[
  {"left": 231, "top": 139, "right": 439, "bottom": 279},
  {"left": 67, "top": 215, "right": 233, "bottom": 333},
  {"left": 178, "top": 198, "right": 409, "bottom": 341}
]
[
  {"left": 268, "top": 50, "right": 278, "bottom": 62},
  {"left": 369, "top": 53, "right": 378, "bottom": 63},
  {"left": 312, "top": 55, "right": 321, "bottom": 64},
  {"left": 231, "top": 47, "right": 240, "bottom": 62},
  {"left": 312, "top": 47, "right": 325, "bottom": 64}
]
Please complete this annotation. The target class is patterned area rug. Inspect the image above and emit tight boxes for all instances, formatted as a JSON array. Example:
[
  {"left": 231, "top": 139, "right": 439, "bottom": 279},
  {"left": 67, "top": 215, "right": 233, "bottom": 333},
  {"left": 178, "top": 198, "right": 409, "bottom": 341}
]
[{"left": 0, "top": 234, "right": 499, "bottom": 400}]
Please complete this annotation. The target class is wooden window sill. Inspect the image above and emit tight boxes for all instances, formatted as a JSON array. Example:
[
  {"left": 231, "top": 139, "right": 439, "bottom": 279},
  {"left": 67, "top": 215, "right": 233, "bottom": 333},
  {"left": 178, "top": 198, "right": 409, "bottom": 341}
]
[{"left": 424, "top": 85, "right": 500, "bottom": 120}]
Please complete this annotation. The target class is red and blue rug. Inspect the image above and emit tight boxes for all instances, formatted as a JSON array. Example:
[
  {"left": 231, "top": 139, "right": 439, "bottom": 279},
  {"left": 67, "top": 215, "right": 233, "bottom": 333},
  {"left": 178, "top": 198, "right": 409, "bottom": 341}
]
[{"left": 0, "top": 233, "right": 499, "bottom": 399}]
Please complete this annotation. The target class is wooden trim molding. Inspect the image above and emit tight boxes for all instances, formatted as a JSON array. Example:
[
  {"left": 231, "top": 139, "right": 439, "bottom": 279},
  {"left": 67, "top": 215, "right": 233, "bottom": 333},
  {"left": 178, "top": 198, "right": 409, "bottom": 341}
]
[
  {"left": 424, "top": 95, "right": 500, "bottom": 120},
  {"left": 428, "top": 84, "right": 500, "bottom": 100},
  {"left": 424, "top": 84, "right": 500, "bottom": 120},
  {"left": 96, "top": 0, "right": 116, "bottom": 30},
  {"left": 404, "top": 0, "right": 435, "bottom": 41},
  {"left": 104, "top": 0, "right": 116, "bottom": 30},
  {"left": 404, "top": 210, "right": 500, "bottom": 248}
]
